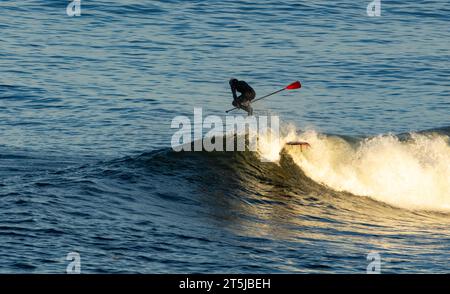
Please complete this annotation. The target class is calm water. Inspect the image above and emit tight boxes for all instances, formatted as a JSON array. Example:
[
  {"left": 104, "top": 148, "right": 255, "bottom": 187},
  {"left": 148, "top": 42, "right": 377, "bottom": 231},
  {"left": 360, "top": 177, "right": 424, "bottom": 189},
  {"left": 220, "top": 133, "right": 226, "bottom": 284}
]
[{"left": 0, "top": 0, "right": 449, "bottom": 273}]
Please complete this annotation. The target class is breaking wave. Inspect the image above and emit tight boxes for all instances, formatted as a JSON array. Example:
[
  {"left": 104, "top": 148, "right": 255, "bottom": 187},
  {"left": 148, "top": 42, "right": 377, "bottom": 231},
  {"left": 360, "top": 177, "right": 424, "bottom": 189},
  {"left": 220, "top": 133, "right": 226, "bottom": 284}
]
[{"left": 257, "top": 126, "right": 450, "bottom": 212}]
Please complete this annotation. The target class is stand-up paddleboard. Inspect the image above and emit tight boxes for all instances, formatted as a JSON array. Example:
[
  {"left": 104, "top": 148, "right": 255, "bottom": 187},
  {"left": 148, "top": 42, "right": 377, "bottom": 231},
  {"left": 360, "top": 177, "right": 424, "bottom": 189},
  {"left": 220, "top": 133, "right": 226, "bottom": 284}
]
[{"left": 285, "top": 141, "right": 311, "bottom": 151}]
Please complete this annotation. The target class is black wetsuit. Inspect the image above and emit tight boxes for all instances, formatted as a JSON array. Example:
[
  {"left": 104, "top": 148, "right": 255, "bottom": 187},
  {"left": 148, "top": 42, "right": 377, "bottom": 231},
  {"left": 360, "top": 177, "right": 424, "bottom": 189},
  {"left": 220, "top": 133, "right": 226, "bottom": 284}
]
[{"left": 229, "top": 79, "right": 256, "bottom": 115}]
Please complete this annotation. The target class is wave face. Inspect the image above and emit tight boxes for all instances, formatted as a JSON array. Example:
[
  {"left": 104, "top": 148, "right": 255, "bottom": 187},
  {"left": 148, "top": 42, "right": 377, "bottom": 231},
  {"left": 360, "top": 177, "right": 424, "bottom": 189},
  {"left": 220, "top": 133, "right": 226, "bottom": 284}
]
[
  {"left": 257, "top": 127, "right": 450, "bottom": 212},
  {"left": 1, "top": 126, "right": 450, "bottom": 273}
]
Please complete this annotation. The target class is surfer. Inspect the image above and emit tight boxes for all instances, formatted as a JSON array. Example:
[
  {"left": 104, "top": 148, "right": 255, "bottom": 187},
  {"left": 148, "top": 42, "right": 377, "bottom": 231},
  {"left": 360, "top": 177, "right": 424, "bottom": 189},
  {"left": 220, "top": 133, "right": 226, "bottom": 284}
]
[{"left": 229, "top": 78, "right": 256, "bottom": 115}]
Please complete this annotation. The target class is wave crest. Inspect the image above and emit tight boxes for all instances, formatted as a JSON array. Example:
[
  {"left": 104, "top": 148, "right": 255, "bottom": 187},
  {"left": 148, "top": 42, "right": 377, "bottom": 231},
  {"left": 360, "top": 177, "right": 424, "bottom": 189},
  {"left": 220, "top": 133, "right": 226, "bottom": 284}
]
[{"left": 268, "top": 129, "right": 450, "bottom": 211}]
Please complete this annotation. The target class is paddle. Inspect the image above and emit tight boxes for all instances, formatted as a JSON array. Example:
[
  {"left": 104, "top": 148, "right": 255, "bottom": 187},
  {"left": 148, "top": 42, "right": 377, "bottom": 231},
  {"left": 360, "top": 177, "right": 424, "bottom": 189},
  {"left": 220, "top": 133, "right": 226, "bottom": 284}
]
[{"left": 225, "top": 81, "right": 301, "bottom": 113}]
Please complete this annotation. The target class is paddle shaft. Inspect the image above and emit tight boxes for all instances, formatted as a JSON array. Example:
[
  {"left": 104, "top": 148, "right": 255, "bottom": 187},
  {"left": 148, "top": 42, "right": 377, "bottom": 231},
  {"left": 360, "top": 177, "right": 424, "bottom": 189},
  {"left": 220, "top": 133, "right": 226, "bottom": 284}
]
[{"left": 225, "top": 88, "right": 286, "bottom": 113}]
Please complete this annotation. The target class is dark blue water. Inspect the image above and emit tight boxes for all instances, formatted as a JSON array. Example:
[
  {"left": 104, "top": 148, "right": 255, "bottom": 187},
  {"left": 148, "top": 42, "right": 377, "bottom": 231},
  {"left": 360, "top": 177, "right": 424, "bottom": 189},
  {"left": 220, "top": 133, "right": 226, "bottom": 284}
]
[{"left": 0, "top": 1, "right": 449, "bottom": 273}]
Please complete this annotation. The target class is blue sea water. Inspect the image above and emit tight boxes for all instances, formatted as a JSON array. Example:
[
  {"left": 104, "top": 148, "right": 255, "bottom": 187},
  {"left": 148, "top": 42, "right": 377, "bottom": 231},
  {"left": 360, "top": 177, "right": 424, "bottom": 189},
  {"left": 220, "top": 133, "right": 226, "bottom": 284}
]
[{"left": 0, "top": 0, "right": 449, "bottom": 273}]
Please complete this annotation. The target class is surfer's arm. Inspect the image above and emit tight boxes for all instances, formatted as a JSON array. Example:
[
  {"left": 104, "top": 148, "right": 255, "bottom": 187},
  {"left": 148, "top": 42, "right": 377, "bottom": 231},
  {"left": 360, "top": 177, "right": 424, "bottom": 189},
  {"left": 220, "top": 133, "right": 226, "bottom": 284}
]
[{"left": 229, "top": 82, "right": 238, "bottom": 100}]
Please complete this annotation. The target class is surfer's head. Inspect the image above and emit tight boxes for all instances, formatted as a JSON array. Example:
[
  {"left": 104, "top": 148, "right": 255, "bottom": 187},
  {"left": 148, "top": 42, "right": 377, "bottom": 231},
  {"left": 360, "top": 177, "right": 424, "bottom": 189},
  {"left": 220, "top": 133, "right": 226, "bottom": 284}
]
[{"left": 229, "top": 78, "right": 238, "bottom": 87}]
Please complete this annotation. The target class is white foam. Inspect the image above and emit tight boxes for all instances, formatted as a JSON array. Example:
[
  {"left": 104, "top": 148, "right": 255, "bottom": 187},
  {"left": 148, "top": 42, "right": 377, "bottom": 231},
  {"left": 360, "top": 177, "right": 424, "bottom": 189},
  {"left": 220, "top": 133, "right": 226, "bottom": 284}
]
[{"left": 257, "top": 128, "right": 450, "bottom": 212}]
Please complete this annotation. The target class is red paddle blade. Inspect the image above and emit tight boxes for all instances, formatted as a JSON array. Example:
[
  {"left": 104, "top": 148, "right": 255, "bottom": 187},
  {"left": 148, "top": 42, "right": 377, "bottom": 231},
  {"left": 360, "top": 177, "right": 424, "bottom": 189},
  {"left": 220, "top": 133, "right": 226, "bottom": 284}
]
[{"left": 285, "top": 81, "right": 301, "bottom": 90}]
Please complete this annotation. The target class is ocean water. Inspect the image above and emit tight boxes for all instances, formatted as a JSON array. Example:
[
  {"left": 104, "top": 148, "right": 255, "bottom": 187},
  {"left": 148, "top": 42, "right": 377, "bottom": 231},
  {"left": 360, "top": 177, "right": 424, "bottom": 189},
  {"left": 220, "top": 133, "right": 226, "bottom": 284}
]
[{"left": 0, "top": 0, "right": 449, "bottom": 273}]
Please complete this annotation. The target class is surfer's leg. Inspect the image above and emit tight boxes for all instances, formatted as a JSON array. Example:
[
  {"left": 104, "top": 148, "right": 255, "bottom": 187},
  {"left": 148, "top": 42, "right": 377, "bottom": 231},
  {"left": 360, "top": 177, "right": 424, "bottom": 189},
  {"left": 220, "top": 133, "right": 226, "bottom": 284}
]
[
  {"left": 240, "top": 100, "right": 253, "bottom": 116},
  {"left": 247, "top": 105, "right": 253, "bottom": 116},
  {"left": 242, "top": 92, "right": 254, "bottom": 115},
  {"left": 237, "top": 94, "right": 245, "bottom": 104},
  {"left": 232, "top": 94, "right": 244, "bottom": 109},
  {"left": 248, "top": 90, "right": 256, "bottom": 102}
]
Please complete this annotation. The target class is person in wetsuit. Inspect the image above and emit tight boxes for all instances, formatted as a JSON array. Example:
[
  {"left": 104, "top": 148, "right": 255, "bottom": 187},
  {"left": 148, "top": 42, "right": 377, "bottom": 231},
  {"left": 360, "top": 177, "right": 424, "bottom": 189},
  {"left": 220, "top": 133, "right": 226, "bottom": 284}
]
[{"left": 229, "top": 78, "right": 256, "bottom": 115}]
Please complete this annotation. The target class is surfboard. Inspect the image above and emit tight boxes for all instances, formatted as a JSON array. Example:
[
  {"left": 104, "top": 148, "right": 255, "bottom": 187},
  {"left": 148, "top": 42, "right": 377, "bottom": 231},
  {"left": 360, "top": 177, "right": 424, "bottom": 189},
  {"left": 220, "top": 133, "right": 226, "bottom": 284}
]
[{"left": 285, "top": 141, "right": 311, "bottom": 150}]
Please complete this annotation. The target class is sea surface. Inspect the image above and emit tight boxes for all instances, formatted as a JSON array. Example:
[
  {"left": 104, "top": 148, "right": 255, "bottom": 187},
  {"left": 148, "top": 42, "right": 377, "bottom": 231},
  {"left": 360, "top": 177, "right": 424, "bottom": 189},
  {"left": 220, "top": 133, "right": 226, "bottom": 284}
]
[{"left": 0, "top": 0, "right": 449, "bottom": 273}]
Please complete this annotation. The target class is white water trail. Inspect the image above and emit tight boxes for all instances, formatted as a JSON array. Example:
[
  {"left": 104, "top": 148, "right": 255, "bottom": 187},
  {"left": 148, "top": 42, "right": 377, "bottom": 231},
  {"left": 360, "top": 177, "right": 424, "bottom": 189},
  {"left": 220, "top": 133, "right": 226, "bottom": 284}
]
[{"left": 258, "top": 127, "right": 450, "bottom": 212}]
